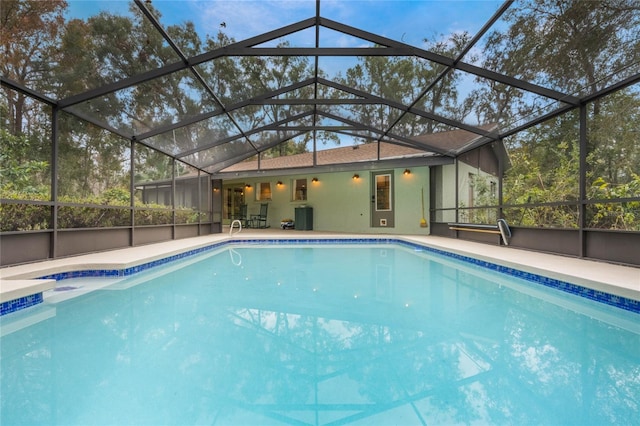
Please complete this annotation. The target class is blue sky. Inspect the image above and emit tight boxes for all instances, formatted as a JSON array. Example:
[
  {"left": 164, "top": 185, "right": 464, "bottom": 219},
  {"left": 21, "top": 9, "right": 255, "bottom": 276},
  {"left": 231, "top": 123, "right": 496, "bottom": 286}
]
[
  {"left": 63, "top": 0, "right": 510, "bottom": 139},
  {"left": 66, "top": 0, "right": 504, "bottom": 50}
]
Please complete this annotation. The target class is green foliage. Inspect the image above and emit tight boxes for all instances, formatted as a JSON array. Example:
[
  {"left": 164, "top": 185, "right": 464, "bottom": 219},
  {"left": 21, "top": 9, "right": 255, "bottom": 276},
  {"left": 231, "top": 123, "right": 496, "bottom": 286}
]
[
  {"left": 337, "top": 34, "right": 474, "bottom": 142},
  {"left": 587, "top": 174, "right": 640, "bottom": 230},
  {"left": 133, "top": 208, "right": 172, "bottom": 226},
  {"left": 57, "top": 205, "right": 131, "bottom": 229},
  {"left": 1, "top": 185, "right": 201, "bottom": 231},
  {"left": 0, "top": 128, "right": 50, "bottom": 198},
  {"left": 502, "top": 113, "right": 581, "bottom": 228},
  {"left": 3, "top": 0, "right": 639, "bottom": 236},
  {"left": 0, "top": 200, "right": 50, "bottom": 232},
  {"left": 463, "top": 174, "right": 498, "bottom": 224},
  {"left": 56, "top": 114, "right": 131, "bottom": 199},
  {"left": 175, "top": 208, "right": 200, "bottom": 225},
  {"left": 133, "top": 206, "right": 199, "bottom": 226},
  {"left": 100, "top": 187, "right": 131, "bottom": 204}
]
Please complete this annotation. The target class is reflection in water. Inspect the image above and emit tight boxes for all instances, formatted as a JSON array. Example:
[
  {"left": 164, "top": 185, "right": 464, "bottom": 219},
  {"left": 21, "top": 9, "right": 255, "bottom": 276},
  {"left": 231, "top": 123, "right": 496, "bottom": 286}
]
[{"left": 1, "top": 246, "right": 639, "bottom": 425}]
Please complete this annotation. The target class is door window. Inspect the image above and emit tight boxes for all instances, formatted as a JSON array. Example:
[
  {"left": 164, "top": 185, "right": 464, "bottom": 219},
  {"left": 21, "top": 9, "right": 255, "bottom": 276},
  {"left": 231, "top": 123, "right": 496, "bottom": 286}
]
[{"left": 376, "top": 174, "right": 391, "bottom": 211}]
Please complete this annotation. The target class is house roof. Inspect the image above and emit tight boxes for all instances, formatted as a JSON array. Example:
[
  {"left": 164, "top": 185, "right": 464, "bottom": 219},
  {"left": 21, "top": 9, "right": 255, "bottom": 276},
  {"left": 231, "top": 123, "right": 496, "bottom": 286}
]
[
  {"left": 221, "top": 142, "right": 429, "bottom": 172},
  {"left": 412, "top": 124, "right": 500, "bottom": 154},
  {"left": 221, "top": 126, "right": 494, "bottom": 173}
]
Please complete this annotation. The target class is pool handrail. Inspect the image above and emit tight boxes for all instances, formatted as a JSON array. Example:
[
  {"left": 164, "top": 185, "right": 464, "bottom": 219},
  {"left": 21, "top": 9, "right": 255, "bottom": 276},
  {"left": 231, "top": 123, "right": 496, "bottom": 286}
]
[
  {"left": 497, "top": 218, "right": 511, "bottom": 246},
  {"left": 230, "top": 219, "right": 243, "bottom": 236}
]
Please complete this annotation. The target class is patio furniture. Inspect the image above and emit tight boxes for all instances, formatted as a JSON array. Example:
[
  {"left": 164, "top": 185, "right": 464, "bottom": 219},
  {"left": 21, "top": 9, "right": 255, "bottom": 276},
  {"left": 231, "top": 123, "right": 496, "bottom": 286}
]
[
  {"left": 280, "top": 220, "right": 294, "bottom": 229},
  {"left": 250, "top": 203, "right": 270, "bottom": 228}
]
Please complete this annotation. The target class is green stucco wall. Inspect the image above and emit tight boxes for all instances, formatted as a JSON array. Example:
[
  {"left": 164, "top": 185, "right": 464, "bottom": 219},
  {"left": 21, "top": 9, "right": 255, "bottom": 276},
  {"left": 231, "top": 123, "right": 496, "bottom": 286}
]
[{"left": 223, "top": 166, "right": 431, "bottom": 235}]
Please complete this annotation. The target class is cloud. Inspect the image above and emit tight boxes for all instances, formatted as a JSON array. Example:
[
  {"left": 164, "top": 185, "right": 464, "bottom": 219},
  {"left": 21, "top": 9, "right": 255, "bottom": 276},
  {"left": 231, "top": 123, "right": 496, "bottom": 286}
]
[{"left": 191, "top": 0, "right": 315, "bottom": 42}]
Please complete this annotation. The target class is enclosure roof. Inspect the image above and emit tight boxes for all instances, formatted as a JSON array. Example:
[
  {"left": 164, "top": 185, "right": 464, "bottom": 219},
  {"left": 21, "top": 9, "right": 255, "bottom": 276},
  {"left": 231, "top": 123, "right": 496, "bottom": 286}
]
[
  {"left": 2, "top": 0, "right": 639, "bottom": 176},
  {"left": 220, "top": 125, "right": 494, "bottom": 175}
]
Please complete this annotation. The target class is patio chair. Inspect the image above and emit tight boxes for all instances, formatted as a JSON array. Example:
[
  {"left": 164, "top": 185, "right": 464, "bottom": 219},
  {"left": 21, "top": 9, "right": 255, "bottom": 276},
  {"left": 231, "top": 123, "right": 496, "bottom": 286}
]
[
  {"left": 250, "top": 203, "right": 270, "bottom": 228},
  {"left": 232, "top": 204, "right": 248, "bottom": 227}
]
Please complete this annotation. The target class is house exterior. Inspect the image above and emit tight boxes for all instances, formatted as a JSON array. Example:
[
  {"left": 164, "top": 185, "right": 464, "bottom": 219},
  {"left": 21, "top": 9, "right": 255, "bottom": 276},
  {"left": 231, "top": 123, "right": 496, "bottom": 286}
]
[{"left": 215, "top": 127, "right": 506, "bottom": 234}]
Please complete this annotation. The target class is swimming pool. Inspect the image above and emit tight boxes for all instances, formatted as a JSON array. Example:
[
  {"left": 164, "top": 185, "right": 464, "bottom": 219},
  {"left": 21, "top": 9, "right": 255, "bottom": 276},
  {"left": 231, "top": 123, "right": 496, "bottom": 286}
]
[{"left": 1, "top": 241, "right": 639, "bottom": 425}]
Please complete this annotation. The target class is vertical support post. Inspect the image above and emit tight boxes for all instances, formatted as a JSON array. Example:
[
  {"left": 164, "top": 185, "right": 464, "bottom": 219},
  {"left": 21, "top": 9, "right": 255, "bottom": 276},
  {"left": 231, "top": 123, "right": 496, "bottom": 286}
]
[
  {"left": 579, "top": 104, "right": 588, "bottom": 258},
  {"left": 211, "top": 179, "right": 223, "bottom": 233},
  {"left": 312, "top": 0, "right": 320, "bottom": 168},
  {"left": 312, "top": 130, "right": 317, "bottom": 166},
  {"left": 130, "top": 139, "right": 136, "bottom": 247},
  {"left": 197, "top": 170, "right": 202, "bottom": 236},
  {"left": 171, "top": 158, "right": 176, "bottom": 240},
  {"left": 50, "top": 107, "right": 59, "bottom": 259},
  {"left": 497, "top": 140, "right": 504, "bottom": 220},
  {"left": 454, "top": 158, "right": 459, "bottom": 225}
]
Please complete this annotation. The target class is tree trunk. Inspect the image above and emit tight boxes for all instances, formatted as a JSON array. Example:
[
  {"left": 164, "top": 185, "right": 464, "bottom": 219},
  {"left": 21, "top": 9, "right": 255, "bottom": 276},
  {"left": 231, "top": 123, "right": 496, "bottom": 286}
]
[{"left": 13, "top": 93, "right": 25, "bottom": 136}]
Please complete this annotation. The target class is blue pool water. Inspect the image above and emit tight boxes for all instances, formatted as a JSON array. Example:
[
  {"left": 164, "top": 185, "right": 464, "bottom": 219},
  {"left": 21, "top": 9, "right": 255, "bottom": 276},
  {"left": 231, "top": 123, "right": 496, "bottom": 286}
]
[{"left": 1, "top": 243, "right": 639, "bottom": 425}]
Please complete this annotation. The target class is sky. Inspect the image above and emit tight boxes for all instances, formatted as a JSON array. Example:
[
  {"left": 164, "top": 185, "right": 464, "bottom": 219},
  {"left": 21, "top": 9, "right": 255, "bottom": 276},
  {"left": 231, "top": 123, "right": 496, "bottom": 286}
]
[
  {"left": 65, "top": 0, "right": 505, "bottom": 51},
  {"left": 62, "top": 0, "right": 512, "bottom": 144}
]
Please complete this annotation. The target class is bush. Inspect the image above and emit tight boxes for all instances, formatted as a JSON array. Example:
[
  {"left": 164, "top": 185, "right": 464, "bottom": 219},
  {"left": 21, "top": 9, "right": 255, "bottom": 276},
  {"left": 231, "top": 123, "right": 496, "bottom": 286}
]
[
  {"left": 1, "top": 187, "right": 206, "bottom": 231},
  {"left": 57, "top": 205, "right": 131, "bottom": 228},
  {"left": 0, "top": 202, "right": 50, "bottom": 232}
]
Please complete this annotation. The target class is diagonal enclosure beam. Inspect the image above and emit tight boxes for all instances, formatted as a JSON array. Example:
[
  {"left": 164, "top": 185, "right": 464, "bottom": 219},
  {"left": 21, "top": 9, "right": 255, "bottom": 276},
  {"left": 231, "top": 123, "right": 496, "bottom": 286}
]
[
  {"left": 1, "top": 77, "right": 58, "bottom": 106},
  {"left": 134, "top": 78, "right": 317, "bottom": 142},
  {"left": 317, "top": 17, "right": 579, "bottom": 105},
  {"left": 315, "top": 110, "right": 453, "bottom": 156},
  {"left": 176, "top": 111, "right": 316, "bottom": 158},
  {"left": 216, "top": 46, "right": 578, "bottom": 105},
  {"left": 48, "top": 0, "right": 592, "bottom": 175},
  {"left": 381, "top": 0, "right": 513, "bottom": 149},
  {"left": 201, "top": 131, "right": 308, "bottom": 172},
  {"left": 318, "top": 78, "right": 493, "bottom": 138},
  {"left": 58, "top": 11, "right": 577, "bottom": 110},
  {"left": 136, "top": 73, "right": 490, "bottom": 154}
]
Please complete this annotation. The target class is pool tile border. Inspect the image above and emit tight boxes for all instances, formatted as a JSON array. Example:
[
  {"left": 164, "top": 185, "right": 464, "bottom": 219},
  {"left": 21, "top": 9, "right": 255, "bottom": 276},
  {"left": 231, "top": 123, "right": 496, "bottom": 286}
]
[
  {"left": 0, "top": 293, "right": 43, "bottom": 316},
  {"left": 393, "top": 239, "right": 640, "bottom": 314},
  {"left": 11, "top": 237, "right": 635, "bottom": 316},
  {"left": 37, "top": 242, "right": 229, "bottom": 280}
]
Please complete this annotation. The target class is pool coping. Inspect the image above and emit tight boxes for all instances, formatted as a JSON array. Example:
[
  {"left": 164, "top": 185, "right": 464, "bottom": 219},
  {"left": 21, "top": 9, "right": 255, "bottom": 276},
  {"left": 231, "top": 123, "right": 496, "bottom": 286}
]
[{"left": 1, "top": 233, "right": 639, "bottom": 316}]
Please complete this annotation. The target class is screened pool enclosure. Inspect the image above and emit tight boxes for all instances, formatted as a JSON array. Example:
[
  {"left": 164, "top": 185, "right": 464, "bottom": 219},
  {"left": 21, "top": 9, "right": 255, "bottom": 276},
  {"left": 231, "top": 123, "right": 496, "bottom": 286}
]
[{"left": 1, "top": 0, "right": 639, "bottom": 266}]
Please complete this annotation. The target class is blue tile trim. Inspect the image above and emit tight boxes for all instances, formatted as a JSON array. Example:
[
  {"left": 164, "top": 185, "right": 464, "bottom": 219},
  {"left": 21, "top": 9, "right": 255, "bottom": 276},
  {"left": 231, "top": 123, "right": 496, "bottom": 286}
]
[
  {"left": 29, "top": 237, "right": 638, "bottom": 315},
  {"left": 391, "top": 239, "right": 640, "bottom": 314},
  {"left": 0, "top": 293, "right": 43, "bottom": 316},
  {"left": 37, "top": 241, "right": 230, "bottom": 281}
]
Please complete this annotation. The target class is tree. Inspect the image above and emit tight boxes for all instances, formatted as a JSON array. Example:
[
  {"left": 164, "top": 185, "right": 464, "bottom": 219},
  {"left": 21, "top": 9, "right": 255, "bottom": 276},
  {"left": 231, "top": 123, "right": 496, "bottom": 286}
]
[
  {"left": 1, "top": 0, "right": 66, "bottom": 134},
  {"left": 0, "top": 128, "right": 48, "bottom": 195},
  {"left": 338, "top": 33, "right": 476, "bottom": 144},
  {"left": 586, "top": 89, "right": 640, "bottom": 189},
  {"left": 471, "top": 0, "right": 640, "bottom": 125},
  {"left": 235, "top": 42, "right": 337, "bottom": 158},
  {"left": 475, "top": 1, "right": 640, "bottom": 229}
]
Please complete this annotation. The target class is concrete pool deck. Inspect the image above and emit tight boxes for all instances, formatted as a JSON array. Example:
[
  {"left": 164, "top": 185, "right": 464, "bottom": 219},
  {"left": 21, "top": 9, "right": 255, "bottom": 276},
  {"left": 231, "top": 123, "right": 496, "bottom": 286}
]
[{"left": 1, "top": 229, "right": 639, "bottom": 305}]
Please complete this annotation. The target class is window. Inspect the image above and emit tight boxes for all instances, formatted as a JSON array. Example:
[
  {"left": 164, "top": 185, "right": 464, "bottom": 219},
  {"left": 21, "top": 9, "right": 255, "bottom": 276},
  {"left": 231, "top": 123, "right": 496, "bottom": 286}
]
[
  {"left": 468, "top": 173, "right": 476, "bottom": 209},
  {"left": 293, "top": 178, "right": 307, "bottom": 201},
  {"left": 375, "top": 174, "right": 391, "bottom": 211},
  {"left": 257, "top": 182, "right": 271, "bottom": 201}
]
